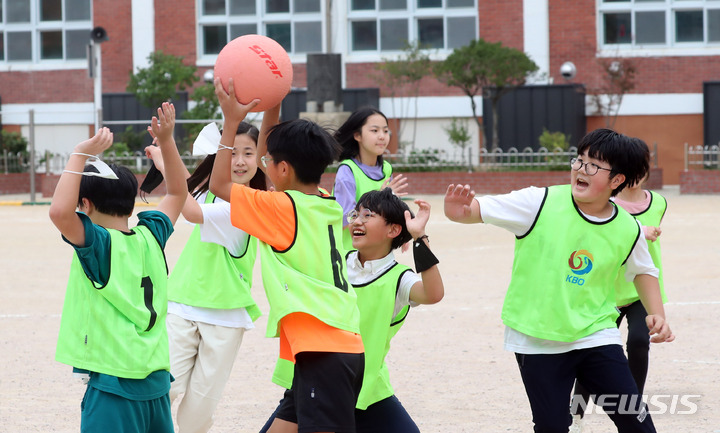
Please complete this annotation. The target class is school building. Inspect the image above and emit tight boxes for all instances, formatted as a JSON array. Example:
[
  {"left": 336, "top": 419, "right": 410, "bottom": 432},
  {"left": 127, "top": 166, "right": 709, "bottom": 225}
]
[{"left": 1, "top": 0, "right": 719, "bottom": 185}]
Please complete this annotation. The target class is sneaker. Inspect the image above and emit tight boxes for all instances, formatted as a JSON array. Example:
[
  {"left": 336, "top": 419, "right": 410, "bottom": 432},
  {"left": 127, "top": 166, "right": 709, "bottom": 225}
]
[{"left": 568, "top": 414, "right": 584, "bottom": 433}]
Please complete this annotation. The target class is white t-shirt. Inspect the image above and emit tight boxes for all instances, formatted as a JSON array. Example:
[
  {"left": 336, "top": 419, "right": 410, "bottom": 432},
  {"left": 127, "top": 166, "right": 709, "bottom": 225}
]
[
  {"left": 167, "top": 192, "right": 255, "bottom": 329},
  {"left": 346, "top": 250, "right": 421, "bottom": 318},
  {"left": 477, "top": 186, "right": 658, "bottom": 354}
]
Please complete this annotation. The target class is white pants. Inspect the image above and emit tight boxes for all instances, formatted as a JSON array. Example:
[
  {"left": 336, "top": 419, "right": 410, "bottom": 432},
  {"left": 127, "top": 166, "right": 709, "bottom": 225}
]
[{"left": 167, "top": 313, "right": 246, "bottom": 433}]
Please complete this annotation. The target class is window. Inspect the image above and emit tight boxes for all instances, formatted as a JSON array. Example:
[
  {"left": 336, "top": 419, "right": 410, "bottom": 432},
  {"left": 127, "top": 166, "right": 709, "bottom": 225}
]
[
  {"left": 197, "top": 0, "right": 323, "bottom": 58},
  {"left": 348, "top": 0, "right": 476, "bottom": 53},
  {"left": 0, "top": 0, "right": 92, "bottom": 63},
  {"left": 599, "top": 0, "right": 720, "bottom": 49}
]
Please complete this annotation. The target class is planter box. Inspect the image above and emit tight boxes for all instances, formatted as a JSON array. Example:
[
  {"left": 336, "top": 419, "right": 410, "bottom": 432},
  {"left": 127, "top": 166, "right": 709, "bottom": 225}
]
[
  {"left": 320, "top": 167, "right": 664, "bottom": 195},
  {"left": 679, "top": 170, "right": 720, "bottom": 194},
  {"left": 0, "top": 167, "right": 679, "bottom": 199}
]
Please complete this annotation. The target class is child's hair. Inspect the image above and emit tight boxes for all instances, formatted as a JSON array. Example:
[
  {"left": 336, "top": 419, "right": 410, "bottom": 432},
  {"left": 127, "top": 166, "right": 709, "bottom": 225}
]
[
  {"left": 187, "top": 122, "right": 266, "bottom": 198},
  {"left": 576, "top": 128, "right": 649, "bottom": 196},
  {"left": 78, "top": 163, "right": 137, "bottom": 217},
  {"left": 356, "top": 188, "right": 413, "bottom": 251},
  {"left": 266, "top": 118, "right": 340, "bottom": 185},
  {"left": 335, "top": 106, "right": 388, "bottom": 163},
  {"left": 627, "top": 137, "right": 651, "bottom": 188}
]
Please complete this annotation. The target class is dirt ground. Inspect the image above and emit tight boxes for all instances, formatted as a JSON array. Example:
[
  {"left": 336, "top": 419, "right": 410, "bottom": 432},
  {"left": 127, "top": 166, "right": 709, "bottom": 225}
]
[{"left": 1, "top": 186, "right": 718, "bottom": 432}]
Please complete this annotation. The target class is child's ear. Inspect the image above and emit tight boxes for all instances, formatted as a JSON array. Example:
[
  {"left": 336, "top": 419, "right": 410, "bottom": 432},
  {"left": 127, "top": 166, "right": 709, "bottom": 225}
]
[
  {"left": 610, "top": 173, "right": 626, "bottom": 190},
  {"left": 79, "top": 198, "right": 94, "bottom": 214},
  {"left": 386, "top": 223, "right": 402, "bottom": 239},
  {"left": 278, "top": 160, "right": 291, "bottom": 178}
]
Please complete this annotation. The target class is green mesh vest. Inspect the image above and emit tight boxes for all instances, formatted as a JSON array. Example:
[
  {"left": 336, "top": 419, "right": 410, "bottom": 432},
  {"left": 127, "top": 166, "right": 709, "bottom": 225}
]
[
  {"left": 271, "top": 258, "right": 412, "bottom": 411},
  {"left": 260, "top": 190, "right": 360, "bottom": 339},
  {"left": 354, "top": 261, "right": 412, "bottom": 409},
  {"left": 168, "top": 193, "right": 260, "bottom": 318},
  {"left": 336, "top": 158, "right": 392, "bottom": 250},
  {"left": 55, "top": 225, "right": 170, "bottom": 379},
  {"left": 615, "top": 190, "right": 668, "bottom": 306},
  {"left": 501, "top": 185, "right": 641, "bottom": 342}
]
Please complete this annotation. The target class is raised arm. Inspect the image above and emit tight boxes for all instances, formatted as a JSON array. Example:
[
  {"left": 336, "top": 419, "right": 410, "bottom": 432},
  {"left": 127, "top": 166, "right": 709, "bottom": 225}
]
[
  {"left": 405, "top": 199, "right": 444, "bottom": 304},
  {"left": 49, "top": 128, "right": 114, "bottom": 246},
  {"left": 150, "top": 102, "right": 187, "bottom": 225},
  {"left": 444, "top": 184, "right": 483, "bottom": 224},
  {"left": 256, "top": 102, "right": 281, "bottom": 173},
  {"left": 143, "top": 144, "right": 208, "bottom": 223},
  {"left": 210, "top": 77, "right": 258, "bottom": 202}
]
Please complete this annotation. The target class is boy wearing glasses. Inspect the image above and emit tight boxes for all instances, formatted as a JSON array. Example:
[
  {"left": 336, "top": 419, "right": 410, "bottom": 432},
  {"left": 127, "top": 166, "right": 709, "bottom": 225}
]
[
  {"left": 444, "top": 128, "right": 674, "bottom": 432},
  {"left": 210, "top": 78, "right": 364, "bottom": 433},
  {"left": 261, "top": 188, "right": 444, "bottom": 432}
]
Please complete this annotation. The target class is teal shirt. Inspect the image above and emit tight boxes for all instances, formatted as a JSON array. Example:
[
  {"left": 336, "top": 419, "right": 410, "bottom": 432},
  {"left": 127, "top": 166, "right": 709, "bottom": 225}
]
[
  {"left": 64, "top": 211, "right": 173, "bottom": 286},
  {"left": 63, "top": 211, "right": 173, "bottom": 399}
]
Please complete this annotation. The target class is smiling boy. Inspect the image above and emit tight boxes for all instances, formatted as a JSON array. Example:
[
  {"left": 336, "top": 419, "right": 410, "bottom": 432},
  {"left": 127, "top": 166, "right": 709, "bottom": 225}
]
[{"left": 444, "top": 128, "right": 673, "bottom": 433}]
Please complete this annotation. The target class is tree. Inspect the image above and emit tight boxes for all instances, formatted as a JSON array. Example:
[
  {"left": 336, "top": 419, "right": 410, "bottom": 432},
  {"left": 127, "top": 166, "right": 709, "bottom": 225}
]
[
  {"left": 434, "top": 39, "right": 538, "bottom": 151},
  {"left": 443, "top": 117, "right": 473, "bottom": 170},
  {"left": 181, "top": 82, "right": 222, "bottom": 149},
  {"left": 374, "top": 41, "right": 433, "bottom": 152},
  {"left": 127, "top": 51, "right": 198, "bottom": 110},
  {"left": 587, "top": 56, "right": 637, "bottom": 129}
]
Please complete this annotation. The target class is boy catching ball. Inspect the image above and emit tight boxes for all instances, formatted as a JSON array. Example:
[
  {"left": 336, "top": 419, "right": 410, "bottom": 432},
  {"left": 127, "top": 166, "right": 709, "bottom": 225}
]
[{"left": 210, "top": 78, "right": 364, "bottom": 433}]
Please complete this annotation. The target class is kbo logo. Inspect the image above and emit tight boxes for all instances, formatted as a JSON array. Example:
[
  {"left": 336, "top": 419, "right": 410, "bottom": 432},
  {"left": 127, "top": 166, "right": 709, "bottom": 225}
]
[{"left": 567, "top": 250, "right": 593, "bottom": 286}]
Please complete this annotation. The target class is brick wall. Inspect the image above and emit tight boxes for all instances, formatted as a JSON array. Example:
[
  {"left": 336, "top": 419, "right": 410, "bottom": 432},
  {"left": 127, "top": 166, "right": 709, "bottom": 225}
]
[
  {"left": 547, "top": 0, "right": 720, "bottom": 93},
  {"left": 679, "top": 171, "right": 720, "bottom": 194},
  {"left": 479, "top": 0, "right": 524, "bottom": 50},
  {"left": 155, "top": 0, "right": 197, "bottom": 64},
  {"left": 0, "top": 174, "right": 45, "bottom": 195},
  {"left": 0, "top": 71, "right": 93, "bottom": 104},
  {"left": 95, "top": 0, "right": 134, "bottom": 93},
  {"left": 0, "top": 168, "right": 697, "bottom": 199},
  {"left": 319, "top": 167, "right": 664, "bottom": 195},
  {"left": 345, "top": 63, "right": 464, "bottom": 98}
]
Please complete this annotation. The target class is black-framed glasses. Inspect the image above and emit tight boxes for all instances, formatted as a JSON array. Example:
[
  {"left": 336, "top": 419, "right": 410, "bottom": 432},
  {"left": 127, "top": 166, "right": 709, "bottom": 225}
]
[
  {"left": 570, "top": 157, "right": 613, "bottom": 176},
  {"left": 346, "top": 209, "right": 377, "bottom": 224},
  {"left": 261, "top": 155, "right": 273, "bottom": 168}
]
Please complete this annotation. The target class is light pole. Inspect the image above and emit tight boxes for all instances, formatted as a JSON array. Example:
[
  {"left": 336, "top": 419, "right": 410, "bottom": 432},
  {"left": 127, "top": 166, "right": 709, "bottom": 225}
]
[{"left": 88, "top": 27, "right": 109, "bottom": 133}]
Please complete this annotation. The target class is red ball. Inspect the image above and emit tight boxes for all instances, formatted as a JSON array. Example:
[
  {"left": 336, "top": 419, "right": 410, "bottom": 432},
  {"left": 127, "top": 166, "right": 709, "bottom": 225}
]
[{"left": 214, "top": 34, "right": 293, "bottom": 112}]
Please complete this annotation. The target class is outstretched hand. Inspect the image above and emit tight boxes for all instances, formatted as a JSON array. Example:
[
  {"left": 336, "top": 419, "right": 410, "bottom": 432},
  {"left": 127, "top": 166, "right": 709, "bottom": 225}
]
[
  {"left": 74, "top": 127, "right": 114, "bottom": 155},
  {"left": 150, "top": 102, "right": 176, "bottom": 144},
  {"left": 404, "top": 199, "right": 430, "bottom": 239},
  {"left": 382, "top": 174, "right": 408, "bottom": 197},
  {"left": 443, "top": 184, "right": 476, "bottom": 222},
  {"left": 214, "top": 77, "right": 259, "bottom": 125}
]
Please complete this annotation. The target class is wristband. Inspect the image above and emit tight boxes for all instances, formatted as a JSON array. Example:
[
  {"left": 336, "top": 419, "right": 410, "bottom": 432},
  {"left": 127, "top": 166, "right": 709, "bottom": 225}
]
[
  {"left": 217, "top": 144, "right": 234, "bottom": 151},
  {"left": 413, "top": 235, "right": 438, "bottom": 273}
]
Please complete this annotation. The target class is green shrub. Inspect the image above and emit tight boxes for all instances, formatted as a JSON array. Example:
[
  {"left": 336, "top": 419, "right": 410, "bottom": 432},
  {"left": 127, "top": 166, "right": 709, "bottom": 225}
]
[
  {"left": 539, "top": 129, "right": 570, "bottom": 170},
  {"left": 1, "top": 130, "right": 28, "bottom": 154}
]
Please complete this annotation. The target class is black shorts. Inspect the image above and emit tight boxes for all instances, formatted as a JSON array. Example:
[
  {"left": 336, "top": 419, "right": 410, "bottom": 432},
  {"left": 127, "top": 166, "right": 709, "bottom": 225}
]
[{"left": 275, "top": 351, "right": 365, "bottom": 433}]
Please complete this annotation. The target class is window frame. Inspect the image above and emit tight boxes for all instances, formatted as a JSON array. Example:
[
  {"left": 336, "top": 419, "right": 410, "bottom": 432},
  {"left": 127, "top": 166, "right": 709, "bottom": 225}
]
[
  {"left": 196, "top": 0, "right": 325, "bottom": 66},
  {"left": 346, "top": 0, "right": 477, "bottom": 58},
  {"left": 597, "top": 0, "right": 720, "bottom": 57},
  {"left": 0, "top": 0, "right": 92, "bottom": 69}
]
